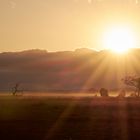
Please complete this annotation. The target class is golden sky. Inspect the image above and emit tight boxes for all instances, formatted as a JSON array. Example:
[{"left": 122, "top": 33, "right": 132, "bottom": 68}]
[{"left": 0, "top": 0, "right": 140, "bottom": 52}]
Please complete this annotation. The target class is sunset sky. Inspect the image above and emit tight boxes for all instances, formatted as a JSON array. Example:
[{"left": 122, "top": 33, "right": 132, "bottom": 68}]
[{"left": 1, "top": 0, "right": 140, "bottom": 52}]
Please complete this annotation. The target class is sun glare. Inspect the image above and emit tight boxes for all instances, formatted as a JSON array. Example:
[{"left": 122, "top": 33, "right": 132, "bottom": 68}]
[{"left": 103, "top": 26, "right": 136, "bottom": 53}]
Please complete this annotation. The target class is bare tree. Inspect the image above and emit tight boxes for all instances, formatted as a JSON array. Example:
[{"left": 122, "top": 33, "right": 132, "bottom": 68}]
[
  {"left": 12, "top": 83, "right": 23, "bottom": 96},
  {"left": 122, "top": 76, "right": 140, "bottom": 97}
]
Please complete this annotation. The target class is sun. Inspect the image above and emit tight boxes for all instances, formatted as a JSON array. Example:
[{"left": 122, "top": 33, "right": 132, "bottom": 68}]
[{"left": 103, "top": 26, "right": 136, "bottom": 53}]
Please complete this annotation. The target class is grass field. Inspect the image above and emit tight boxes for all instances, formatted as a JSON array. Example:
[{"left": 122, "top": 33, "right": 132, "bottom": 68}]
[{"left": 0, "top": 93, "right": 140, "bottom": 140}]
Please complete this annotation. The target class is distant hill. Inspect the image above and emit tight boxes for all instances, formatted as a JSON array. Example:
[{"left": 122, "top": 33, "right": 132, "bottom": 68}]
[{"left": 0, "top": 48, "right": 140, "bottom": 92}]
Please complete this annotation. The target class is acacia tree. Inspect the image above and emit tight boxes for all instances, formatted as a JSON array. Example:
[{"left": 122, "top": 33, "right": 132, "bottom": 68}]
[{"left": 122, "top": 76, "right": 140, "bottom": 97}]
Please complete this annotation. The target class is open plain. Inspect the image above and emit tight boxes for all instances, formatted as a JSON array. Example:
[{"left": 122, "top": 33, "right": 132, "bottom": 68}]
[{"left": 0, "top": 93, "right": 140, "bottom": 140}]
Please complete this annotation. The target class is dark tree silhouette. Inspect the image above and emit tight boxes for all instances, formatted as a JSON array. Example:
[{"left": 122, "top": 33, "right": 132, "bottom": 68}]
[
  {"left": 12, "top": 83, "right": 22, "bottom": 96},
  {"left": 99, "top": 88, "right": 108, "bottom": 97},
  {"left": 122, "top": 76, "right": 140, "bottom": 97}
]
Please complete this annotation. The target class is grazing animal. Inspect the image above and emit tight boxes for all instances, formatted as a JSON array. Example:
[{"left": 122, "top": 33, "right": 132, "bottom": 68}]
[
  {"left": 117, "top": 89, "right": 126, "bottom": 98},
  {"left": 130, "top": 92, "right": 137, "bottom": 97},
  {"left": 99, "top": 88, "right": 108, "bottom": 97}
]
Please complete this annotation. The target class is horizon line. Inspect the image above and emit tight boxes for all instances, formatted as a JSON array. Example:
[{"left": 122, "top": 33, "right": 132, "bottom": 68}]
[{"left": 1, "top": 47, "right": 140, "bottom": 54}]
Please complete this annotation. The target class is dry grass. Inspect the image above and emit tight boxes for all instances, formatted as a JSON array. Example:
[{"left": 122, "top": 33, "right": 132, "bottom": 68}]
[{"left": 0, "top": 93, "right": 139, "bottom": 140}]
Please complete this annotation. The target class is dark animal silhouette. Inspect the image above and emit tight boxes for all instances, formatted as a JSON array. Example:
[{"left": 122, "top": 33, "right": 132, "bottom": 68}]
[
  {"left": 99, "top": 88, "right": 108, "bottom": 97},
  {"left": 117, "top": 89, "right": 126, "bottom": 98}
]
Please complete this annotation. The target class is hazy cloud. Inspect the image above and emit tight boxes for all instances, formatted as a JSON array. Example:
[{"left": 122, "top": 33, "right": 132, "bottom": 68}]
[
  {"left": 9, "top": 0, "right": 16, "bottom": 9},
  {"left": 136, "top": 0, "right": 139, "bottom": 4},
  {"left": 88, "top": 0, "right": 92, "bottom": 4},
  {"left": 74, "top": 0, "right": 92, "bottom": 4},
  {"left": 74, "top": 0, "right": 79, "bottom": 3}
]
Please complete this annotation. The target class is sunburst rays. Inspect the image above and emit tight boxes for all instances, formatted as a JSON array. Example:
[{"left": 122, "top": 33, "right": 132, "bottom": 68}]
[
  {"left": 77, "top": 51, "right": 137, "bottom": 92},
  {"left": 45, "top": 99, "right": 78, "bottom": 139}
]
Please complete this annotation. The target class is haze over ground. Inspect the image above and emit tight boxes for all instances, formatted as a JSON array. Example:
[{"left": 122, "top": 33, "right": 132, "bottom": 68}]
[
  {"left": 0, "top": 48, "right": 140, "bottom": 92},
  {"left": 1, "top": 0, "right": 140, "bottom": 92}
]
